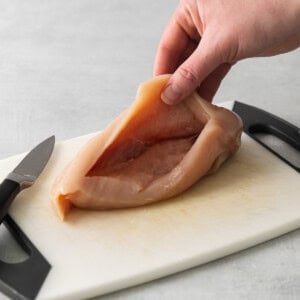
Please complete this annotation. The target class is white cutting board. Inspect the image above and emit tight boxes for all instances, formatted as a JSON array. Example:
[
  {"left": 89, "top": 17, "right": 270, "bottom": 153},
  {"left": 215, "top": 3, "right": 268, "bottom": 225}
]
[{"left": 0, "top": 102, "right": 299, "bottom": 300}]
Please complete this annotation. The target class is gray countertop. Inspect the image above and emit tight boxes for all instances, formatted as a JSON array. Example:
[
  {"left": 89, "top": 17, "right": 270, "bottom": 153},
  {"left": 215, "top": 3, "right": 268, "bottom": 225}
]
[{"left": 0, "top": 1, "right": 299, "bottom": 299}]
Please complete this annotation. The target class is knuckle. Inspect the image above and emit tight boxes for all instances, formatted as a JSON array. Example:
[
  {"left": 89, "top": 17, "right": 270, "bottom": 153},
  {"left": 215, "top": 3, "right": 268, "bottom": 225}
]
[
  {"left": 177, "top": 66, "right": 199, "bottom": 85},
  {"left": 215, "top": 30, "right": 239, "bottom": 63}
]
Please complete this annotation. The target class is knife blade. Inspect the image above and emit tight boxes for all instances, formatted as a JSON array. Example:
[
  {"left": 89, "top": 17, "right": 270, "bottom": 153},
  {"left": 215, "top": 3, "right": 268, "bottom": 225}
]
[{"left": 0, "top": 136, "right": 55, "bottom": 223}]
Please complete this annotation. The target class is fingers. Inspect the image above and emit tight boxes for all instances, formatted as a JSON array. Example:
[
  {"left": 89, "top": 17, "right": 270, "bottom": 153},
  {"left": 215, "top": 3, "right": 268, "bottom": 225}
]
[
  {"left": 161, "top": 33, "right": 224, "bottom": 105},
  {"left": 153, "top": 8, "right": 191, "bottom": 75},
  {"left": 196, "top": 63, "right": 232, "bottom": 102}
]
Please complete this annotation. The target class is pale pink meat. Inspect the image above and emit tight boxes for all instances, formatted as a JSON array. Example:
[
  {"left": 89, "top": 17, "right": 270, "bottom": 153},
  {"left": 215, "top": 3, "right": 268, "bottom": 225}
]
[{"left": 52, "top": 75, "right": 242, "bottom": 220}]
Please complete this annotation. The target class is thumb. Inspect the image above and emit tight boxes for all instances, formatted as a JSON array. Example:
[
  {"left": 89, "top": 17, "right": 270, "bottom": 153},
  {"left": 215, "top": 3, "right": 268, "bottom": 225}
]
[{"left": 161, "top": 34, "right": 223, "bottom": 105}]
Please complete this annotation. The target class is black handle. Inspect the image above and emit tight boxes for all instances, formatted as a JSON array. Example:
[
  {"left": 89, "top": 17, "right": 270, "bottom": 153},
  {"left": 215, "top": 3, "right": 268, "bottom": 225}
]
[
  {"left": 0, "top": 179, "right": 20, "bottom": 223},
  {"left": 0, "top": 215, "right": 51, "bottom": 300},
  {"left": 233, "top": 101, "right": 300, "bottom": 172}
]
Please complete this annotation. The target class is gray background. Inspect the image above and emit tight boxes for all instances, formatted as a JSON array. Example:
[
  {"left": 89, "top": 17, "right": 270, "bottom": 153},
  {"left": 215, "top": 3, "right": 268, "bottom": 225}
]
[{"left": 0, "top": 0, "right": 299, "bottom": 299}]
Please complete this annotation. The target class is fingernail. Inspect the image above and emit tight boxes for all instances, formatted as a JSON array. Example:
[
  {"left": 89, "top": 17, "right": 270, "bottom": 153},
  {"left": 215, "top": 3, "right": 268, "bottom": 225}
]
[{"left": 161, "top": 84, "right": 182, "bottom": 105}]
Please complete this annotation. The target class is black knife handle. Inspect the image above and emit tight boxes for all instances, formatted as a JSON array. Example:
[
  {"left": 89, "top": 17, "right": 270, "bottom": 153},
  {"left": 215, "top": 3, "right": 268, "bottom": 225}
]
[
  {"left": 233, "top": 101, "right": 300, "bottom": 172},
  {"left": 0, "top": 179, "right": 20, "bottom": 223}
]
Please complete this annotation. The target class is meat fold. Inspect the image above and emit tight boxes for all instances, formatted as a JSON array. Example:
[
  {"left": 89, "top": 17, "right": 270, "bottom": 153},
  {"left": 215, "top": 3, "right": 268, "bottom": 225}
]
[{"left": 52, "top": 75, "right": 242, "bottom": 220}]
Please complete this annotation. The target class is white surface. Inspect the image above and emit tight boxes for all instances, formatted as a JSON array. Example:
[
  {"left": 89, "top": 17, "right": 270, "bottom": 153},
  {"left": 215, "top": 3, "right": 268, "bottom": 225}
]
[
  {"left": 0, "top": 122, "right": 299, "bottom": 299},
  {"left": 0, "top": 1, "right": 299, "bottom": 299}
]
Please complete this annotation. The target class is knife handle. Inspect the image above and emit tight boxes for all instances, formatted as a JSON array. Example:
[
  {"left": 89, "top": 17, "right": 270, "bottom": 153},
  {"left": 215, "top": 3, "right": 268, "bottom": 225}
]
[{"left": 0, "top": 179, "right": 20, "bottom": 223}]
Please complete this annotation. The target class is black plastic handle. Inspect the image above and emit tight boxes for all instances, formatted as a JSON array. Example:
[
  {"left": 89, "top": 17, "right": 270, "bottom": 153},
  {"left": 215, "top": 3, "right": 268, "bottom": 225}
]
[
  {"left": 0, "top": 180, "right": 51, "bottom": 299},
  {"left": 0, "top": 179, "right": 20, "bottom": 223},
  {"left": 233, "top": 101, "right": 300, "bottom": 172},
  {"left": 0, "top": 215, "right": 51, "bottom": 300}
]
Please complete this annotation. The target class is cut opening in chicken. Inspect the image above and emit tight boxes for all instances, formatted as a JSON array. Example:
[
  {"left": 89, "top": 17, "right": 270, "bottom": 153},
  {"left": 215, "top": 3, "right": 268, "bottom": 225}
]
[
  {"left": 86, "top": 99, "right": 205, "bottom": 189},
  {"left": 87, "top": 134, "right": 202, "bottom": 188}
]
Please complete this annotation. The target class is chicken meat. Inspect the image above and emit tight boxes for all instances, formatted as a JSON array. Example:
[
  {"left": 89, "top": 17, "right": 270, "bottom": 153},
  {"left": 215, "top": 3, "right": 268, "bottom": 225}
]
[{"left": 52, "top": 75, "right": 242, "bottom": 220}]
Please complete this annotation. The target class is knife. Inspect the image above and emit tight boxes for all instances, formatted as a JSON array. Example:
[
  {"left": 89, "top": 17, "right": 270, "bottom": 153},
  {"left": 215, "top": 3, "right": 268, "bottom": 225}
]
[
  {"left": 0, "top": 136, "right": 55, "bottom": 223},
  {"left": 0, "top": 136, "right": 55, "bottom": 300}
]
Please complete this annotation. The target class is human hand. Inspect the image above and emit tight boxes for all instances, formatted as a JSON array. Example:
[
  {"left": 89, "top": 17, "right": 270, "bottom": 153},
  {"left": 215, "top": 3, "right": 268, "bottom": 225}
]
[{"left": 154, "top": 0, "right": 300, "bottom": 104}]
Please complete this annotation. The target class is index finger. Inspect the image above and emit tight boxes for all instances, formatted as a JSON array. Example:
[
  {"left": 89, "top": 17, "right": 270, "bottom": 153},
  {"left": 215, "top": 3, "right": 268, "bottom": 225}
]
[{"left": 153, "top": 11, "right": 190, "bottom": 75}]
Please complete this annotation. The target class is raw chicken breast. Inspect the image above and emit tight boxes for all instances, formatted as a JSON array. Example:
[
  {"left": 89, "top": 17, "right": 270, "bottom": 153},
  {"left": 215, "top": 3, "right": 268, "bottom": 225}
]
[{"left": 52, "top": 75, "right": 242, "bottom": 220}]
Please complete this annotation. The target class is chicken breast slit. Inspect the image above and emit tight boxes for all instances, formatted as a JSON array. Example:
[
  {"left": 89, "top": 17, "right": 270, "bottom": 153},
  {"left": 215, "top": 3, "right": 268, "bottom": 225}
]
[{"left": 87, "top": 134, "right": 200, "bottom": 189}]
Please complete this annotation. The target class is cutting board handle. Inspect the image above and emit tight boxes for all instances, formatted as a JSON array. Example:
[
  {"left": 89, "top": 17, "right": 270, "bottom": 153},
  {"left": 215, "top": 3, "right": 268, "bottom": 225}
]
[
  {"left": 0, "top": 215, "right": 50, "bottom": 300},
  {"left": 233, "top": 101, "right": 300, "bottom": 172}
]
